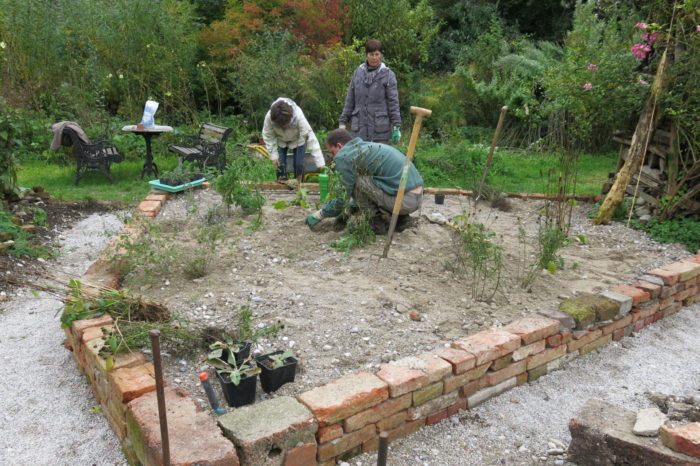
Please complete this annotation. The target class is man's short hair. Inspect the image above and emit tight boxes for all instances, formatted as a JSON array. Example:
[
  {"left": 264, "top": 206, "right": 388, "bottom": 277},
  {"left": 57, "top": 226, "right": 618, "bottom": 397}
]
[
  {"left": 365, "top": 39, "right": 382, "bottom": 54},
  {"left": 270, "top": 100, "right": 293, "bottom": 126},
  {"left": 326, "top": 128, "right": 352, "bottom": 148}
]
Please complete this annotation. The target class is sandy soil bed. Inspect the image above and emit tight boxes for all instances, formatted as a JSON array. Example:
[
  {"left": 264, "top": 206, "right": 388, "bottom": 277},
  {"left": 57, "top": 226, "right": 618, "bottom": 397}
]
[{"left": 122, "top": 188, "right": 689, "bottom": 410}]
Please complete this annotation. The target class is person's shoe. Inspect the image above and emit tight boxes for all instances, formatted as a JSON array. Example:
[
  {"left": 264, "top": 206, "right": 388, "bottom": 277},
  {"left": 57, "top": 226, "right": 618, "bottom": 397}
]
[
  {"left": 395, "top": 214, "right": 413, "bottom": 232},
  {"left": 370, "top": 215, "right": 389, "bottom": 235},
  {"left": 333, "top": 215, "right": 348, "bottom": 232}
]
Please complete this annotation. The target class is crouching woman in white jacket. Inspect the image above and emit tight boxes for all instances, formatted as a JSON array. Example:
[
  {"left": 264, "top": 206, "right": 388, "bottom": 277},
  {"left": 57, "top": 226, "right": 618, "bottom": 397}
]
[{"left": 262, "top": 97, "right": 325, "bottom": 182}]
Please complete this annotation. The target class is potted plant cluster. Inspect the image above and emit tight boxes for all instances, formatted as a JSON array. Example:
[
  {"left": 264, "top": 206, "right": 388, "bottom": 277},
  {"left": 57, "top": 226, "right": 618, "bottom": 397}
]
[
  {"left": 208, "top": 338, "right": 259, "bottom": 407},
  {"left": 150, "top": 164, "right": 206, "bottom": 192},
  {"left": 255, "top": 350, "right": 298, "bottom": 393}
]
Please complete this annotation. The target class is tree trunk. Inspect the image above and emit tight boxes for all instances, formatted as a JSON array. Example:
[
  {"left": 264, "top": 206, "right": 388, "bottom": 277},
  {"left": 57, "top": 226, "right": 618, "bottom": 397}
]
[{"left": 592, "top": 49, "right": 670, "bottom": 225}]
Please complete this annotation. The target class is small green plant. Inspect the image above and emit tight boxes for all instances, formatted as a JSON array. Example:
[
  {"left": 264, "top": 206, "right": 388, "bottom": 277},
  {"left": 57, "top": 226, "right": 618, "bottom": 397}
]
[
  {"left": 267, "top": 351, "right": 295, "bottom": 369},
  {"left": 238, "top": 305, "right": 283, "bottom": 342},
  {"left": 450, "top": 211, "right": 504, "bottom": 301},
  {"left": 0, "top": 208, "right": 50, "bottom": 258},
  {"left": 207, "top": 334, "right": 260, "bottom": 385},
  {"left": 330, "top": 210, "right": 376, "bottom": 255},
  {"left": 290, "top": 188, "right": 309, "bottom": 208},
  {"left": 631, "top": 216, "right": 700, "bottom": 253},
  {"left": 158, "top": 163, "right": 203, "bottom": 186},
  {"left": 535, "top": 219, "right": 568, "bottom": 271}
]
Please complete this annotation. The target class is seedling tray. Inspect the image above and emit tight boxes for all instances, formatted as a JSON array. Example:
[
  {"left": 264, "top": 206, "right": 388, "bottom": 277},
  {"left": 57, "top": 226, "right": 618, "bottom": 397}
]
[{"left": 149, "top": 177, "right": 206, "bottom": 193}]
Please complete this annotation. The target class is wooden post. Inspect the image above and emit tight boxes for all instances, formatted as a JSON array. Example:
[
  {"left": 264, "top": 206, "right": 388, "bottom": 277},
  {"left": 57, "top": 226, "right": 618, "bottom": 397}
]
[{"left": 592, "top": 48, "right": 670, "bottom": 225}]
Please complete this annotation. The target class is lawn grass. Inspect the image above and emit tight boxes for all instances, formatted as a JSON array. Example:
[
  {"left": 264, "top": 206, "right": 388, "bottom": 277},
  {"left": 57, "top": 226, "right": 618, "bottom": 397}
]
[{"left": 17, "top": 154, "right": 182, "bottom": 205}]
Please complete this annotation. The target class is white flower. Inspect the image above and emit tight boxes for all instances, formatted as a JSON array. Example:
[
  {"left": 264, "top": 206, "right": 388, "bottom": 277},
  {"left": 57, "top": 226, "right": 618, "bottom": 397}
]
[
  {"left": 0, "top": 42, "right": 6, "bottom": 49},
  {"left": 118, "top": 73, "right": 124, "bottom": 79}
]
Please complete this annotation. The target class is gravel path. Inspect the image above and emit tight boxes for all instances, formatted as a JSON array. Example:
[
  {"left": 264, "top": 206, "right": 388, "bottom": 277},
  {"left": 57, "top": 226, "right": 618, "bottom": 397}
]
[
  {"left": 1, "top": 209, "right": 699, "bottom": 466},
  {"left": 0, "top": 212, "right": 126, "bottom": 466}
]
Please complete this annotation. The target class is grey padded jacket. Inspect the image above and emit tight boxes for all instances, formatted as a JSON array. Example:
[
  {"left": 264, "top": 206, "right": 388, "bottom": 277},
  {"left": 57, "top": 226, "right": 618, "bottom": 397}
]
[{"left": 339, "top": 62, "right": 401, "bottom": 142}]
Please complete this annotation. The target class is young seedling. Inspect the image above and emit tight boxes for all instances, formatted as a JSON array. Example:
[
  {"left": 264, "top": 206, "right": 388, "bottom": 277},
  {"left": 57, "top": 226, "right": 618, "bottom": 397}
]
[{"left": 267, "top": 351, "right": 295, "bottom": 369}]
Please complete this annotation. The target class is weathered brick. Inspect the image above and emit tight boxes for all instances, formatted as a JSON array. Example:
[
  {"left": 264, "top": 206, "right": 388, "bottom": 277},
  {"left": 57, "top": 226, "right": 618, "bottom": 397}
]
[
  {"left": 526, "top": 344, "right": 567, "bottom": 370},
  {"left": 660, "top": 422, "right": 700, "bottom": 459},
  {"left": 284, "top": 443, "right": 317, "bottom": 466},
  {"left": 137, "top": 200, "right": 162, "bottom": 215},
  {"left": 317, "top": 425, "right": 376, "bottom": 462},
  {"left": 298, "top": 372, "right": 388, "bottom": 426},
  {"left": 459, "top": 380, "right": 481, "bottom": 399},
  {"left": 413, "top": 382, "right": 444, "bottom": 406},
  {"left": 545, "top": 333, "right": 562, "bottom": 348},
  {"left": 407, "top": 391, "right": 460, "bottom": 421},
  {"left": 127, "top": 387, "right": 239, "bottom": 466},
  {"left": 667, "top": 261, "right": 700, "bottom": 281},
  {"left": 559, "top": 297, "right": 596, "bottom": 330},
  {"left": 660, "top": 284, "right": 681, "bottom": 299},
  {"left": 599, "top": 290, "right": 634, "bottom": 315},
  {"left": 601, "top": 314, "right": 633, "bottom": 336},
  {"left": 612, "top": 328, "right": 626, "bottom": 341},
  {"left": 663, "top": 303, "right": 683, "bottom": 317},
  {"left": 85, "top": 337, "right": 146, "bottom": 374},
  {"left": 145, "top": 192, "right": 169, "bottom": 202},
  {"left": 109, "top": 363, "right": 158, "bottom": 403},
  {"left": 393, "top": 352, "right": 452, "bottom": 383},
  {"left": 560, "top": 331, "right": 573, "bottom": 344},
  {"left": 443, "top": 363, "right": 491, "bottom": 394},
  {"left": 579, "top": 334, "right": 613, "bottom": 355},
  {"left": 71, "top": 314, "right": 114, "bottom": 341},
  {"left": 426, "top": 409, "right": 448, "bottom": 426},
  {"left": 684, "top": 293, "right": 700, "bottom": 306},
  {"left": 468, "top": 377, "right": 517, "bottom": 408},
  {"left": 489, "top": 353, "right": 513, "bottom": 371},
  {"left": 631, "top": 303, "right": 661, "bottom": 322},
  {"left": 568, "top": 330, "right": 603, "bottom": 353},
  {"left": 633, "top": 320, "right": 645, "bottom": 332},
  {"left": 376, "top": 411, "right": 407, "bottom": 432},
  {"left": 376, "top": 364, "right": 428, "bottom": 398},
  {"left": 483, "top": 360, "right": 526, "bottom": 387},
  {"left": 611, "top": 285, "right": 650, "bottom": 305},
  {"left": 431, "top": 347, "right": 476, "bottom": 374},
  {"left": 219, "top": 396, "right": 316, "bottom": 465},
  {"left": 82, "top": 325, "right": 109, "bottom": 344},
  {"left": 343, "top": 393, "right": 411, "bottom": 432},
  {"left": 633, "top": 280, "right": 662, "bottom": 299},
  {"left": 537, "top": 309, "right": 576, "bottom": 330},
  {"left": 453, "top": 328, "right": 521, "bottom": 365},
  {"left": 513, "top": 340, "right": 546, "bottom": 361},
  {"left": 503, "top": 314, "right": 561, "bottom": 345},
  {"left": 386, "top": 419, "right": 426, "bottom": 442},
  {"left": 318, "top": 424, "right": 343, "bottom": 443},
  {"left": 648, "top": 267, "right": 681, "bottom": 285},
  {"left": 447, "top": 400, "right": 467, "bottom": 416},
  {"left": 528, "top": 364, "right": 548, "bottom": 382},
  {"left": 673, "top": 287, "right": 696, "bottom": 302}
]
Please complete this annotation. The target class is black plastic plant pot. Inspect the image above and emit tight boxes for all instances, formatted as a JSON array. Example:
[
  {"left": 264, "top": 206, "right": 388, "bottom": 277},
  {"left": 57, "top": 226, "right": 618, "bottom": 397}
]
[
  {"left": 215, "top": 370, "right": 257, "bottom": 407},
  {"left": 435, "top": 193, "right": 445, "bottom": 205},
  {"left": 255, "top": 351, "right": 298, "bottom": 393},
  {"left": 222, "top": 341, "right": 252, "bottom": 366}
]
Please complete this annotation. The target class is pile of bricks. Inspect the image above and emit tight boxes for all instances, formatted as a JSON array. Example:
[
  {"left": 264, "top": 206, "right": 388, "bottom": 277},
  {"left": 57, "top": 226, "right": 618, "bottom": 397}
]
[{"left": 60, "top": 187, "right": 700, "bottom": 465}]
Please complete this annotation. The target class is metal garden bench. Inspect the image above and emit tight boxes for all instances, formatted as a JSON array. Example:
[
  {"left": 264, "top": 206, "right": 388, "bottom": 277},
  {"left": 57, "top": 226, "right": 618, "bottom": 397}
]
[{"left": 167, "top": 123, "right": 233, "bottom": 171}]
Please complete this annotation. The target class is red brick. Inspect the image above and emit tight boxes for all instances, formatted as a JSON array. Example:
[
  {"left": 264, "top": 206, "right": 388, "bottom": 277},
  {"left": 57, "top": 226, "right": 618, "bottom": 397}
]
[
  {"left": 343, "top": 393, "right": 411, "bottom": 432},
  {"left": 527, "top": 344, "right": 567, "bottom": 370},
  {"left": 460, "top": 380, "right": 481, "bottom": 399},
  {"left": 673, "top": 287, "right": 695, "bottom": 302},
  {"left": 668, "top": 261, "right": 700, "bottom": 281},
  {"left": 660, "top": 423, "right": 700, "bottom": 459},
  {"left": 137, "top": 200, "right": 162, "bottom": 215},
  {"left": 663, "top": 303, "right": 683, "bottom": 317},
  {"left": 318, "top": 424, "right": 343, "bottom": 443},
  {"left": 561, "top": 331, "right": 573, "bottom": 344},
  {"left": 82, "top": 325, "right": 109, "bottom": 344},
  {"left": 503, "top": 314, "right": 561, "bottom": 344},
  {"left": 601, "top": 314, "right": 633, "bottom": 335},
  {"left": 394, "top": 352, "right": 452, "bottom": 383},
  {"left": 318, "top": 425, "right": 376, "bottom": 462},
  {"left": 126, "top": 387, "right": 239, "bottom": 466},
  {"left": 648, "top": 267, "right": 681, "bottom": 285},
  {"left": 568, "top": 330, "right": 602, "bottom": 353},
  {"left": 516, "top": 372, "right": 529, "bottom": 386},
  {"left": 387, "top": 418, "right": 426, "bottom": 442},
  {"left": 145, "top": 192, "right": 169, "bottom": 202},
  {"left": 483, "top": 360, "right": 526, "bottom": 387},
  {"left": 72, "top": 314, "right": 114, "bottom": 340},
  {"left": 376, "top": 364, "right": 428, "bottom": 398},
  {"left": 633, "top": 320, "right": 644, "bottom": 332},
  {"left": 431, "top": 347, "right": 476, "bottom": 374},
  {"left": 447, "top": 399, "right": 467, "bottom": 416},
  {"left": 579, "top": 334, "right": 612, "bottom": 355},
  {"left": 109, "top": 363, "right": 158, "bottom": 403},
  {"left": 612, "top": 285, "right": 650, "bottom": 305},
  {"left": 546, "top": 333, "right": 562, "bottom": 348},
  {"left": 442, "top": 363, "right": 491, "bottom": 394},
  {"left": 633, "top": 280, "right": 662, "bottom": 299},
  {"left": 631, "top": 303, "right": 661, "bottom": 322},
  {"left": 612, "top": 328, "right": 626, "bottom": 341},
  {"left": 298, "top": 372, "right": 388, "bottom": 426},
  {"left": 285, "top": 443, "right": 317, "bottom": 466},
  {"left": 512, "top": 340, "right": 546, "bottom": 361},
  {"left": 426, "top": 409, "right": 448, "bottom": 426},
  {"left": 453, "top": 328, "right": 521, "bottom": 365},
  {"left": 376, "top": 411, "right": 407, "bottom": 432},
  {"left": 660, "top": 284, "right": 680, "bottom": 299},
  {"left": 407, "top": 392, "right": 460, "bottom": 421}
]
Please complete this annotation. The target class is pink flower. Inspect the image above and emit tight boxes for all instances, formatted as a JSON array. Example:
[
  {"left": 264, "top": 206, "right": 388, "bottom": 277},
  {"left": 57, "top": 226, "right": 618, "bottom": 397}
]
[
  {"left": 641, "top": 33, "right": 658, "bottom": 43},
  {"left": 631, "top": 43, "right": 651, "bottom": 59},
  {"left": 635, "top": 22, "right": 648, "bottom": 29},
  {"left": 583, "top": 83, "right": 593, "bottom": 89},
  {"left": 639, "top": 79, "right": 649, "bottom": 85},
  {"left": 587, "top": 63, "right": 598, "bottom": 71},
  {"left": 696, "top": 25, "right": 700, "bottom": 32}
]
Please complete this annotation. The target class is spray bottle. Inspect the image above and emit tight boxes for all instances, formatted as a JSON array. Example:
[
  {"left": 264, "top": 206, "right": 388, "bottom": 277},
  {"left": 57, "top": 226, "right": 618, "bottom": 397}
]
[{"left": 319, "top": 167, "right": 329, "bottom": 202}]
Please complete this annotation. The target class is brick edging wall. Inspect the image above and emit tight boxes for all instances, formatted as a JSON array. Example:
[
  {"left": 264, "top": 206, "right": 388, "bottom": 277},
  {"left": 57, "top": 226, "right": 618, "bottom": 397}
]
[{"left": 62, "top": 187, "right": 700, "bottom": 465}]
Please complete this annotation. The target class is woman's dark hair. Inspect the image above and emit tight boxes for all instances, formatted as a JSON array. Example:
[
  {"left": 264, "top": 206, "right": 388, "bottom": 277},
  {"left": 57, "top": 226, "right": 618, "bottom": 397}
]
[
  {"left": 365, "top": 39, "right": 382, "bottom": 54},
  {"left": 270, "top": 100, "right": 293, "bottom": 126},
  {"left": 326, "top": 128, "right": 352, "bottom": 147}
]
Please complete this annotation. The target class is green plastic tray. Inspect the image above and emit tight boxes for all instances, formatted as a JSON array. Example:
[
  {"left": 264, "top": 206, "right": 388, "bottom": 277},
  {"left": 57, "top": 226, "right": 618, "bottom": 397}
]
[{"left": 148, "top": 177, "right": 206, "bottom": 193}]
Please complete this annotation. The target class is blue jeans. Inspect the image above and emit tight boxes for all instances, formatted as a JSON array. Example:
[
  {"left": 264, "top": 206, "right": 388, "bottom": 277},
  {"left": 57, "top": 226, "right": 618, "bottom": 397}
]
[{"left": 277, "top": 145, "right": 305, "bottom": 179}]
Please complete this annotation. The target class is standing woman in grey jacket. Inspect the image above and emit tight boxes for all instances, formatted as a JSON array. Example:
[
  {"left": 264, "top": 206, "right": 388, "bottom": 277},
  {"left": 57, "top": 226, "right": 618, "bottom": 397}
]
[{"left": 339, "top": 39, "right": 401, "bottom": 144}]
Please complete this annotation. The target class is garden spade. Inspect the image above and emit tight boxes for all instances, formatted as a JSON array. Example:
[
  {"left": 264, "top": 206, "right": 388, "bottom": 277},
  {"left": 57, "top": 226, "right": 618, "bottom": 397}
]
[
  {"left": 475, "top": 105, "right": 508, "bottom": 202},
  {"left": 382, "top": 106, "right": 432, "bottom": 259}
]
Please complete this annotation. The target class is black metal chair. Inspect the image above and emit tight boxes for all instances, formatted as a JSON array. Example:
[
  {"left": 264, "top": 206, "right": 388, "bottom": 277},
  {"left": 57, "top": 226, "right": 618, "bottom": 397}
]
[
  {"left": 60, "top": 127, "right": 123, "bottom": 185},
  {"left": 167, "top": 122, "right": 233, "bottom": 171}
]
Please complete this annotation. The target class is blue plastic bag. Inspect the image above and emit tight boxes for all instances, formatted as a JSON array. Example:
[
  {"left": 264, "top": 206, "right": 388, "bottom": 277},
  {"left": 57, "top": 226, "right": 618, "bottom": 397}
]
[{"left": 140, "top": 100, "right": 159, "bottom": 128}]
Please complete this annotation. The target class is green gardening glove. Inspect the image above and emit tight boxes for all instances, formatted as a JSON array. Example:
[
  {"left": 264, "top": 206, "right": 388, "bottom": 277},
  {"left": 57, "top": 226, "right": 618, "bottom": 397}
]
[{"left": 392, "top": 127, "right": 401, "bottom": 144}]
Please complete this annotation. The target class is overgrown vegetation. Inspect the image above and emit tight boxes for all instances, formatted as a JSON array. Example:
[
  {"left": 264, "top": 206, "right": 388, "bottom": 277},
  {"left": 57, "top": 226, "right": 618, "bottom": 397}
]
[{"left": 632, "top": 216, "right": 700, "bottom": 253}]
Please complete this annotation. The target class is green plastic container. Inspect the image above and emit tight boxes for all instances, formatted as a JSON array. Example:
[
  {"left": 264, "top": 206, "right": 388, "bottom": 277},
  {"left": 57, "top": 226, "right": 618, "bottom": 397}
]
[{"left": 319, "top": 168, "right": 329, "bottom": 202}]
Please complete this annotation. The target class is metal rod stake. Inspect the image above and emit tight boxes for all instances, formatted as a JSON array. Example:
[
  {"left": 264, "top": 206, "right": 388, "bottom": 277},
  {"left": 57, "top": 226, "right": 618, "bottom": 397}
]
[
  {"left": 150, "top": 329, "right": 170, "bottom": 466},
  {"left": 377, "top": 431, "right": 389, "bottom": 466}
]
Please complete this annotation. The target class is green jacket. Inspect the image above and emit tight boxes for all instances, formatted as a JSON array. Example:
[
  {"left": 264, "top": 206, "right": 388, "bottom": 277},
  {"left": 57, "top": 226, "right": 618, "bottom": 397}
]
[{"left": 321, "top": 138, "right": 423, "bottom": 217}]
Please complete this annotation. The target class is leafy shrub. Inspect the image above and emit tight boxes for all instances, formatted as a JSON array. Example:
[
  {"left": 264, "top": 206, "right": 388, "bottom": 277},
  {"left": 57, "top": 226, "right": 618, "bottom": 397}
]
[{"left": 632, "top": 217, "right": 700, "bottom": 253}]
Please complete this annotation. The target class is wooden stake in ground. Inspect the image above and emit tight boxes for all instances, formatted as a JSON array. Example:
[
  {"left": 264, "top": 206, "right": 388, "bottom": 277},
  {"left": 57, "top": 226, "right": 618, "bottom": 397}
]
[
  {"left": 592, "top": 48, "right": 670, "bottom": 225},
  {"left": 475, "top": 105, "right": 508, "bottom": 202}
]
